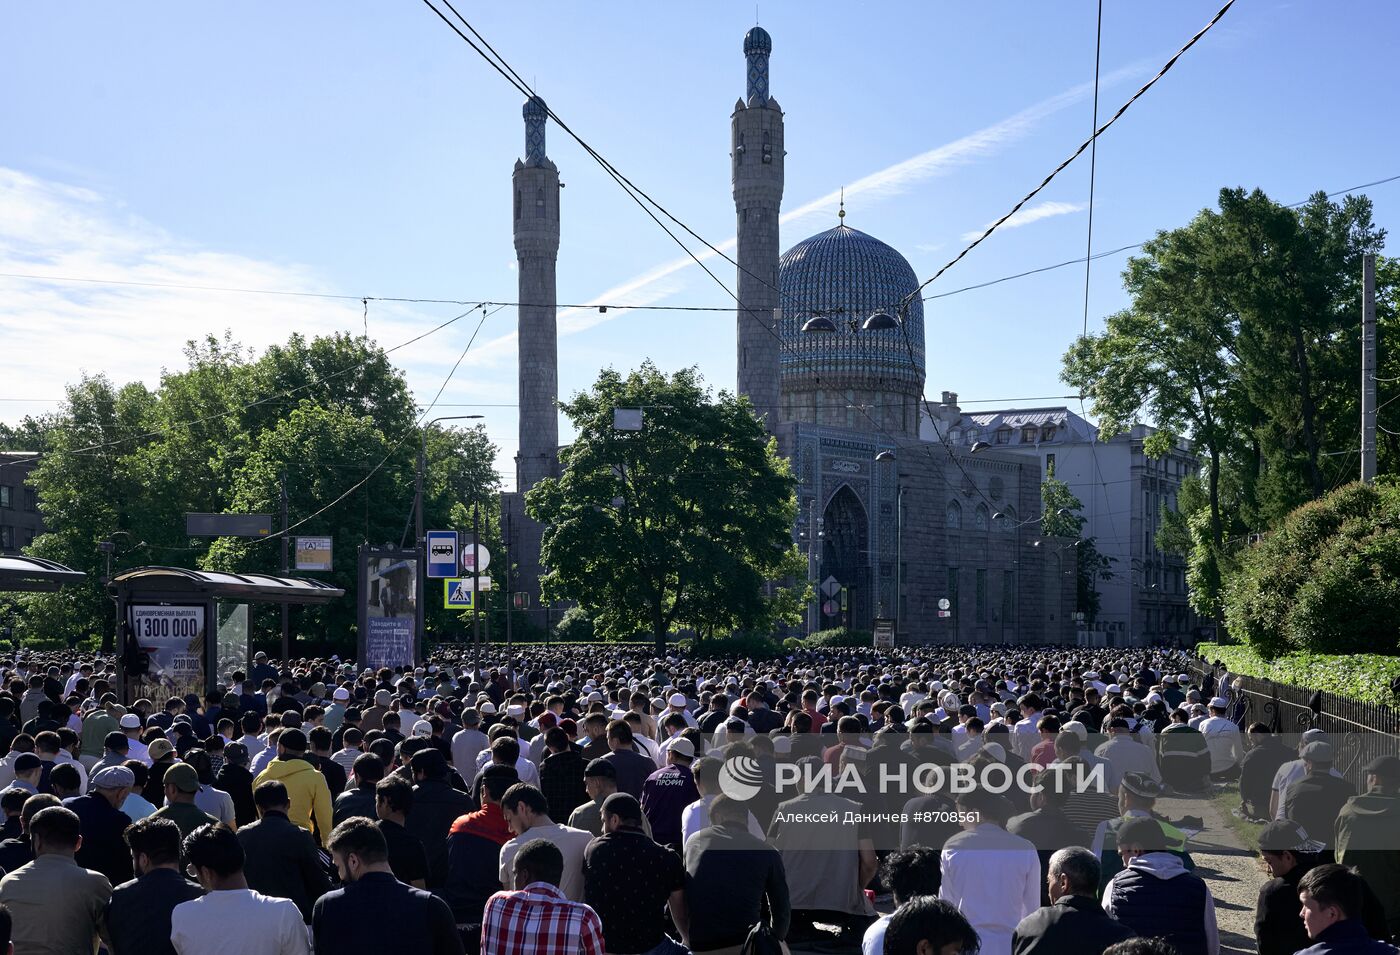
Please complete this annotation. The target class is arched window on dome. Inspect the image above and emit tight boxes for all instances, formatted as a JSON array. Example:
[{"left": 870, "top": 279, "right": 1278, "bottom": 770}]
[
  {"left": 974, "top": 503, "right": 989, "bottom": 531},
  {"left": 999, "top": 506, "right": 1018, "bottom": 532},
  {"left": 946, "top": 500, "right": 962, "bottom": 530}
]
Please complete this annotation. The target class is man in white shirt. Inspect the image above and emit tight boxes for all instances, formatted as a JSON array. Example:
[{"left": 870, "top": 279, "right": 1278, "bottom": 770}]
[
  {"left": 1011, "top": 694, "right": 1045, "bottom": 762},
  {"left": 171, "top": 821, "right": 309, "bottom": 955},
  {"left": 451, "top": 710, "right": 489, "bottom": 773},
  {"left": 1270, "top": 728, "right": 1342, "bottom": 819},
  {"left": 1197, "top": 696, "right": 1243, "bottom": 781},
  {"left": 939, "top": 789, "right": 1041, "bottom": 955},
  {"left": 681, "top": 757, "right": 765, "bottom": 848},
  {"left": 496, "top": 783, "right": 594, "bottom": 902},
  {"left": 118, "top": 714, "right": 150, "bottom": 766}
]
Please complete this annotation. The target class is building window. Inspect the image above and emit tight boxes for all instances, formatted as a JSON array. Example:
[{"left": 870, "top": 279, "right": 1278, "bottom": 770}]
[
  {"left": 0, "top": 486, "right": 9, "bottom": 509},
  {"left": 23, "top": 490, "right": 35, "bottom": 513},
  {"left": 1002, "top": 570, "right": 1015, "bottom": 624},
  {"left": 999, "top": 506, "right": 1017, "bottom": 531},
  {"left": 1021, "top": 426, "right": 1038, "bottom": 443},
  {"left": 1045, "top": 453, "right": 1055, "bottom": 476},
  {"left": 946, "top": 500, "right": 962, "bottom": 529},
  {"left": 535, "top": 187, "right": 545, "bottom": 218},
  {"left": 949, "top": 429, "right": 961, "bottom": 444},
  {"left": 23, "top": 529, "right": 34, "bottom": 548},
  {"left": 974, "top": 503, "right": 989, "bottom": 531},
  {"left": 975, "top": 569, "right": 987, "bottom": 623},
  {"left": 996, "top": 428, "right": 1011, "bottom": 445},
  {"left": 1041, "top": 425, "right": 1057, "bottom": 442},
  {"left": 0, "top": 527, "right": 12, "bottom": 550}
]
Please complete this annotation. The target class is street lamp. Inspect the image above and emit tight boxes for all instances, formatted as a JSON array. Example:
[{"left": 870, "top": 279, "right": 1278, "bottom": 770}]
[
  {"left": 874, "top": 449, "right": 903, "bottom": 642},
  {"left": 415, "top": 415, "right": 484, "bottom": 666},
  {"left": 969, "top": 441, "right": 992, "bottom": 454}
]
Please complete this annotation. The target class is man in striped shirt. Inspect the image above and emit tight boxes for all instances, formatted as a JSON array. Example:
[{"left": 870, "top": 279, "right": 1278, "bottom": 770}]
[{"left": 482, "top": 838, "right": 604, "bottom": 955}]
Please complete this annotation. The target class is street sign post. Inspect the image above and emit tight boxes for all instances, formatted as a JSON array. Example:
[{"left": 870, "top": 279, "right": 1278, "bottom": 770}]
[
  {"left": 186, "top": 513, "right": 272, "bottom": 537},
  {"left": 426, "top": 531, "right": 458, "bottom": 579},
  {"left": 822, "top": 599, "right": 839, "bottom": 617},
  {"left": 461, "top": 543, "right": 492, "bottom": 575},
  {"left": 938, "top": 597, "right": 951, "bottom": 611},
  {"left": 820, "top": 576, "right": 841, "bottom": 599},
  {"left": 294, "top": 536, "right": 333, "bottom": 572},
  {"left": 444, "top": 579, "right": 474, "bottom": 609}
]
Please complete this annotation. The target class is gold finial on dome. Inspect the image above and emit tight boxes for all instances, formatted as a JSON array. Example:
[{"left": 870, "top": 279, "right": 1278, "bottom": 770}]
[{"left": 838, "top": 187, "right": 846, "bottom": 223}]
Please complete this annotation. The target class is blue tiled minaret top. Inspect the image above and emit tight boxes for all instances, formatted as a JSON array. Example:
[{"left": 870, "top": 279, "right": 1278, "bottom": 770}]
[
  {"left": 523, "top": 95, "right": 548, "bottom": 165},
  {"left": 744, "top": 26, "right": 771, "bottom": 105}
]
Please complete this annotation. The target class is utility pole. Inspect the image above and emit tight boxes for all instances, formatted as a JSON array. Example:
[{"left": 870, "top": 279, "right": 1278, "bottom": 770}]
[
  {"left": 1362, "top": 253, "right": 1378, "bottom": 484},
  {"left": 280, "top": 472, "right": 289, "bottom": 660},
  {"left": 472, "top": 499, "right": 481, "bottom": 673},
  {"left": 504, "top": 507, "right": 514, "bottom": 685},
  {"left": 414, "top": 441, "right": 425, "bottom": 663}
]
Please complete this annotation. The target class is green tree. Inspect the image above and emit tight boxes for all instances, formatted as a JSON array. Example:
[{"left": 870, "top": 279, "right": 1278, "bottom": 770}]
[
  {"left": 1041, "top": 467, "right": 1114, "bottom": 626},
  {"left": 1063, "top": 186, "right": 1391, "bottom": 619},
  {"left": 526, "top": 363, "right": 803, "bottom": 654},
  {"left": 16, "top": 376, "right": 158, "bottom": 648}
]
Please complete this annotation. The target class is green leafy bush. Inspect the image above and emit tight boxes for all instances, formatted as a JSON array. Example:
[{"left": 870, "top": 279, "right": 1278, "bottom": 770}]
[
  {"left": 1224, "top": 480, "right": 1400, "bottom": 657},
  {"left": 552, "top": 606, "right": 596, "bottom": 643},
  {"left": 782, "top": 637, "right": 805, "bottom": 651},
  {"left": 1198, "top": 642, "right": 1400, "bottom": 706},
  {"left": 804, "top": 628, "right": 873, "bottom": 648},
  {"left": 683, "top": 633, "right": 786, "bottom": 660}
]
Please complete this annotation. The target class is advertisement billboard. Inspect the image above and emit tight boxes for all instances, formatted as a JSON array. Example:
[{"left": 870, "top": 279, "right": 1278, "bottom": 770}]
[
  {"left": 127, "top": 604, "right": 206, "bottom": 704},
  {"left": 358, "top": 547, "right": 418, "bottom": 670}
]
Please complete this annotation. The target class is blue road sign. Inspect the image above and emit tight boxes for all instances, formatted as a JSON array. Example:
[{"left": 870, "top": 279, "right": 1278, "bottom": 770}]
[
  {"left": 426, "top": 531, "right": 458, "bottom": 579},
  {"left": 444, "top": 578, "right": 474, "bottom": 609}
]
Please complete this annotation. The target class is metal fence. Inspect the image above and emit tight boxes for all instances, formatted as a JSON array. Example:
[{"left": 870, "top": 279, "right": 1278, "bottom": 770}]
[{"left": 1191, "top": 658, "right": 1400, "bottom": 792}]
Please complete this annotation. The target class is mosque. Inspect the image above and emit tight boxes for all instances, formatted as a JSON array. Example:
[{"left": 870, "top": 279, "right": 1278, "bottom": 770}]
[{"left": 502, "top": 27, "right": 1073, "bottom": 645}]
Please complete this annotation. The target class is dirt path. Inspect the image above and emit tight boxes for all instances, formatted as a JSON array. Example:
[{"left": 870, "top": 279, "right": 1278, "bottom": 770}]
[{"left": 1159, "top": 790, "right": 1264, "bottom": 955}]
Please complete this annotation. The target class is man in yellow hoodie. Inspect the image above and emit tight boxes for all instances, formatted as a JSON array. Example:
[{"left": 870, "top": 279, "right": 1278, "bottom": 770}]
[{"left": 253, "top": 728, "right": 333, "bottom": 847}]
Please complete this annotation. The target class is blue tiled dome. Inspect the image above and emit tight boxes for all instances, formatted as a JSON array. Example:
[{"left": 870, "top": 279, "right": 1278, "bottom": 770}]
[
  {"left": 744, "top": 26, "right": 772, "bottom": 55},
  {"left": 522, "top": 95, "right": 548, "bottom": 120},
  {"left": 778, "top": 224, "right": 926, "bottom": 393}
]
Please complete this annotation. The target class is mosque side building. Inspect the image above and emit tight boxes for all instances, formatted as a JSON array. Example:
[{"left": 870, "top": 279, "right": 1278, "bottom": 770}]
[{"left": 734, "top": 27, "right": 1075, "bottom": 644}]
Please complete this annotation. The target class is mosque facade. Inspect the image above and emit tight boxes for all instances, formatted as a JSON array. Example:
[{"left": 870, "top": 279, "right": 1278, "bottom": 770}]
[{"left": 505, "top": 28, "right": 1075, "bottom": 645}]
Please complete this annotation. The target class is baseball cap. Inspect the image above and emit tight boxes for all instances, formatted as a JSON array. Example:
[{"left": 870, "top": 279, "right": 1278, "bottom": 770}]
[
  {"left": 119, "top": 714, "right": 142, "bottom": 729},
  {"left": 147, "top": 738, "right": 175, "bottom": 761},
  {"left": 1209, "top": 696, "right": 1229, "bottom": 709},
  {"left": 411, "top": 720, "right": 433, "bottom": 738},
  {"left": 668, "top": 738, "right": 695, "bottom": 760},
  {"left": 1121, "top": 772, "right": 1164, "bottom": 799},
  {"left": 1259, "top": 819, "right": 1326, "bottom": 855},
  {"left": 163, "top": 762, "right": 199, "bottom": 793}
]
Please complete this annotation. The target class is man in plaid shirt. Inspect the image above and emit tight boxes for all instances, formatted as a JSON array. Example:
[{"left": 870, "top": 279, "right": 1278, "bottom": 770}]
[{"left": 482, "top": 838, "right": 605, "bottom": 955}]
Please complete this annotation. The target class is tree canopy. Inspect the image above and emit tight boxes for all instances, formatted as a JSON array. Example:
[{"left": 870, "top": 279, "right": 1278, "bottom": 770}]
[
  {"left": 5, "top": 331, "right": 498, "bottom": 651},
  {"left": 526, "top": 363, "right": 805, "bottom": 653},
  {"left": 1064, "top": 186, "right": 1393, "bottom": 618}
]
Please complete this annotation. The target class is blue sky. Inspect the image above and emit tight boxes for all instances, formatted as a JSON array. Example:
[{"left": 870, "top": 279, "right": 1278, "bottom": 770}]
[{"left": 2, "top": 1, "right": 1397, "bottom": 489}]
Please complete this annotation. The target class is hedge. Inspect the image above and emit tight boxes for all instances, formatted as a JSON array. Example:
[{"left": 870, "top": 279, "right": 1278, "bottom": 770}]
[
  {"left": 1197, "top": 642, "right": 1400, "bottom": 706},
  {"left": 1224, "top": 480, "right": 1400, "bottom": 657}
]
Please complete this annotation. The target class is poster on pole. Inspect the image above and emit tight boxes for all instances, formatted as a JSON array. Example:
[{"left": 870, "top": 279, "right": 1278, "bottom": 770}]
[
  {"left": 358, "top": 547, "right": 417, "bottom": 670},
  {"left": 128, "top": 604, "right": 207, "bottom": 704}
]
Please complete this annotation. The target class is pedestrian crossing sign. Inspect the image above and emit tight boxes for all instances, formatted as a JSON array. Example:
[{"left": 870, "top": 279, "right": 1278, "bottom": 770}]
[{"left": 444, "top": 578, "right": 474, "bottom": 609}]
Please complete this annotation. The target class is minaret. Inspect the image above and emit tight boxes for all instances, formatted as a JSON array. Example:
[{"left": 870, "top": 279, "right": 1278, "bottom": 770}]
[
  {"left": 511, "top": 95, "right": 560, "bottom": 611},
  {"left": 732, "top": 26, "right": 784, "bottom": 428}
]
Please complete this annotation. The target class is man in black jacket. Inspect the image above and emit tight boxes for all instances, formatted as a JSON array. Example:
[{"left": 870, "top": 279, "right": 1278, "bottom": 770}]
[
  {"left": 405, "top": 749, "right": 471, "bottom": 889},
  {"left": 65, "top": 765, "right": 134, "bottom": 886},
  {"left": 685, "top": 794, "right": 790, "bottom": 953},
  {"left": 1255, "top": 820, "right": 1329, "bottom": 955},
  {"left": 537, "top": 727, "right": 588, "bottom": 822},
  {"left": 334, "top": 752, "right": 384, "bottom": 826},
  {"left": 236, "top": 779, "right": 330, "bottom": 923},
  {"left": 103, "top": 816, "right": 203, "bottom": 955},
  {"left": 213, "top": 742, "right": 256, "bottom": 828},
  {"left": 1012, "top": 846, "right": 1135, "bottom": 955},
  {"left": 314, "top": 817, "right": 463, "bottom": 955}
]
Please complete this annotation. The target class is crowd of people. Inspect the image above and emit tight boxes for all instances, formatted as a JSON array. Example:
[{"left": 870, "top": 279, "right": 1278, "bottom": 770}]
[{"left": 0, "top": 644, "right": 1390, "bottom": 955}]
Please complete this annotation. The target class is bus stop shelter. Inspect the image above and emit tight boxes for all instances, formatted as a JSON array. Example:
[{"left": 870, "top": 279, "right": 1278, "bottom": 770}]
[
  {"left": 109, "top": 566, "right": 343, "bottom": 705},
  {"left": 0, "top": 555, "right": 86, "bottom": 592}
]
